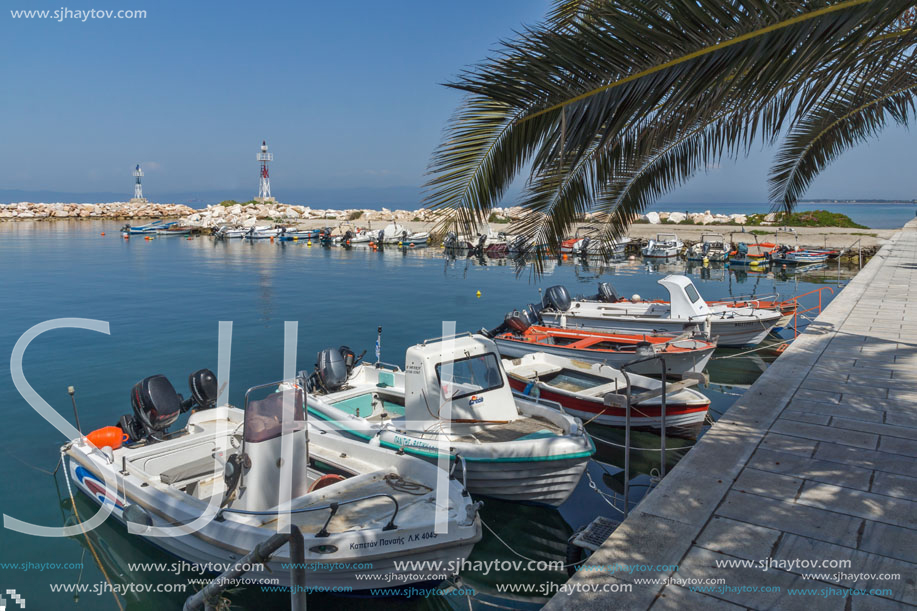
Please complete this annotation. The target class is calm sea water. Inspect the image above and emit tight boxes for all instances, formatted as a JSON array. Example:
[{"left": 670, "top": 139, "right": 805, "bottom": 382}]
[
  {"left": 647, "top": 201, "right": 917, "bottom": 229},
  {"left": 0, "top": 221, "right": 858, "bottom": 609}
]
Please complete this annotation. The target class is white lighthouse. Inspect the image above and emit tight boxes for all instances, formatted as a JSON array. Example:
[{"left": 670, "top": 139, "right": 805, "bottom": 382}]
[
  {"left": 131, "top": 164, "right": 147, "bottom": 203},
  {"left": 256, "top": 140, "right": 274, "bottom": 202}
]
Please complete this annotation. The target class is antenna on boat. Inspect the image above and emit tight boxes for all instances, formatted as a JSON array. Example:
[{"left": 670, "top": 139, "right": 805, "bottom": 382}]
[
  {"left": 375, "top": 326, "right": 382, "bottom": 363},
  {"left": 68, "top": 385, "right": 83, "bottom": 438}
]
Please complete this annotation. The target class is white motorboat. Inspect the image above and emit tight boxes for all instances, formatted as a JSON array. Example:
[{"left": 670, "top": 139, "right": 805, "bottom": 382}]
[
  {"left": 243, "top": 226, "right": 282, "bottom": 239},
  {"left": 379, "top": 223, "right": 429, "bottom": 246},
  {"left": 64, "top": 369, "right": 480, "bottom": 589},
  {"left": 686, "top": 234, "right": 728, "bottom": 262},
  {"left": 538, "top": 276, "right": 783, "bottom": 347},
  {"left": 213, "top": 225, "right": 247, "bottom": 239},
  {"left": 502, "top": 352, "right": 711, "bottom": 432},
  {"left": 641, "top": 233, "right": 683, "bottom": 258},
  {"left": 305, "top": 334, "right": 596, "bottom": 507}
]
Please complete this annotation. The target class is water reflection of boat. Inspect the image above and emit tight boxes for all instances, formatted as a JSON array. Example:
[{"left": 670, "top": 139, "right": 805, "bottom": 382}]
[
  {"left": 459, "top": 500, "right": 573, "bottom": 606},
  {"left": 63, "top": 492, "right": 195, "bottom": 609}
]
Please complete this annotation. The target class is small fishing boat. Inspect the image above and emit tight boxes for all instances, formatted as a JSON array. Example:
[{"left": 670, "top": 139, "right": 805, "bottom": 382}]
[
  {"left": 562, "top": 227, "right": 631, "bottom": 257},
  {"left": 538, "top": 276, "right": 783, "bottom": 347},
  {"left": 502, "top": 352, "right": 711, "bottom": 432},
  {"left": 487, "top": 312, "right": 715, "bottom": 377},
  {"left": 243, "top": 225, "right": 284, "bottom": 239},
  {"left": 686, "top": 233, "right": 728, "bottom": 262},
  {"left": 641, "top": 233, "right": 683, "bottom": 258},
  {"left": 121, "top": 220, "right": 175, "bottom": 237},
  {"left": 213, "top": 225, "right": 247, "bottom": 239},
  {"left": 155, "top": 225, "right": 192, "bottom": 236},
  {"left": 584, "top": 281, "right": 798, "bottom": 331},
  {"left": 379, "top": 223, "right": 429, "bottom": 246},
  {"left": 277, "top": 227, "right": 319, "bottom": 241},
  {"left": 769, "top": 246, "right": 836, "bottom": 265},
  {"left": 64, "top": 368, "right": 481, "bottom": 589},
  {"left": 305, "top": 334, "right": 595, "bottom": 506},
  {"left": 728, "top": 239, "right": 776, "bottom": 267}
]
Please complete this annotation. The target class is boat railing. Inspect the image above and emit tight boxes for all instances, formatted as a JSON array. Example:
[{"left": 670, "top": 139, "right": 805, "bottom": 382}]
[
  {"left": 217, "top": 492, "right": 400, "bottom": 534},
  {"left": 784, "top": 286, "right": 835, "bottom": 339},
  {"left": 420, "top": 331, "right": 474, "bottom": 345}
]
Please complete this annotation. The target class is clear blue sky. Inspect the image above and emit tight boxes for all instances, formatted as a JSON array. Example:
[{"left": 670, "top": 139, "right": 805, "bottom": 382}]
[{"left": 2, "top": 0, "right": 914, "bottom": 205}]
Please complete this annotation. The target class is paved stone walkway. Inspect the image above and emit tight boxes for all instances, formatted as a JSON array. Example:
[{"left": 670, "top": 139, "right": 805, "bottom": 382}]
[{"left": 547, "top": 219, "right": 917, "bottom": 610}]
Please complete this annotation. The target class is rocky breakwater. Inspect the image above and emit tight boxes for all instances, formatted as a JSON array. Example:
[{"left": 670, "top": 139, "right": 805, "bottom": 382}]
[
  {"left": 0, "top": 202, "right": 195, "bottom": 221},
  {"left": 179, "top": 203, "right": 443, "bottom": 229}
]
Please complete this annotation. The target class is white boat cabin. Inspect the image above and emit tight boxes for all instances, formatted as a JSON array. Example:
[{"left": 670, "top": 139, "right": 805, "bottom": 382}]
[
  {"left": 658, "top": 275, "right": 714, "bottom": 321},
  {"left": 404, "top": 334, "right": 519, "bottom": 426}
]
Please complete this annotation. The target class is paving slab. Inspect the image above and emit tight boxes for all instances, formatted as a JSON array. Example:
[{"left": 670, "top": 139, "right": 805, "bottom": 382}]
[{"left": 549, "top": 220, "right": 917, "bottom": 609}]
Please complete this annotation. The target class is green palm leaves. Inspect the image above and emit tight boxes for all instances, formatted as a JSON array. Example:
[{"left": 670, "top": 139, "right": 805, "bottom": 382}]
[{"left": 425, "top": 1, "right": 917, "bottom": 258}]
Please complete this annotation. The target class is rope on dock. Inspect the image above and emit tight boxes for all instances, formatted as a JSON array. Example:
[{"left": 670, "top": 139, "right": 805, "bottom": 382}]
[
  {"left": 589, "top": 434, "right": 695, "bottom": 452},
  {"left": 480, "top": 518, "right": 586, "bottom": 568}
]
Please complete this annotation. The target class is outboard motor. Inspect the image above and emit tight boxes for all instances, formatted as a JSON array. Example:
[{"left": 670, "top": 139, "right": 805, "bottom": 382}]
[
  {"left": 542, "top": 285, "right": 572, "bottom": 312},
  {"left": 186, "top": 368, "right": 218, "bottom": 411},
  {"left": 509, "top": 235, "right": 528, "bottom": 254},
  {"left": 597, "top": 282, "right": 619, "bottom": 303},
  {"left": 120, "top": 375, "right": 183, "bottom": 442},
  {"left": 575, "top": 236, "right": 591, "bottom": 255},
  {"left": 443, "top": 231, "right": 457, "bottom": 249},
  {"left": 308, "top": 346, "right": 365, "bottom": 393},
  {"left": 118, "top": 368, "right": 218, "bottom": 443}
]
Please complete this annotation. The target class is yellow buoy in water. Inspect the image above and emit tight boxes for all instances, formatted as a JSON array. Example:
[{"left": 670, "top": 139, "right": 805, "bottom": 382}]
[
  {"left": 307, "top": 240, "right": 312, "bottom": 246},
  {"left": 476, "top": 290, "right": 482, "bottom": 298}
]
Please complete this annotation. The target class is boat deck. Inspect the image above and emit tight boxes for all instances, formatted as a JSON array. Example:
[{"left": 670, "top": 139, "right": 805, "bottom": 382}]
[
  {"left": 547, "top": 219, "right": 917, "bottom": 610},
  {"left": 451, "top": 415, "right": 564, "bottom": 444}
]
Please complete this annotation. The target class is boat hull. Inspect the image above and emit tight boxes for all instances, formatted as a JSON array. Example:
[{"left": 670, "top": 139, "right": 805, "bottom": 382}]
[
  {"left": 539, "top": 310, "right": 776, "bottom": 347},
  {"left": 494, "top": 336, "right": 713, "bottom": 377},
  {"left": 306, "top": 399, "right": 594, "bottom": 507},
  {"left": 506, "top": 377, "right": 707, "bottom": 430}
]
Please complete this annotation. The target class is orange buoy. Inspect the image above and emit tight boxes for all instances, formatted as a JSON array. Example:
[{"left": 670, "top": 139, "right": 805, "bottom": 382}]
[
  {"left": 100, "top": 232, "right": 105, "bottom": 236},
  {"left": 308, "top": 473, "right": 346, "bottom": 492},
  {"left": 86, "top": 426, "right": 129, "bottom": 449}
]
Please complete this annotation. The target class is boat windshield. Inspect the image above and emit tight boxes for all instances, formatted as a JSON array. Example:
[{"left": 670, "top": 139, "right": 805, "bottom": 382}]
[
  {"left": 685, "top": 283, "right": 702, "bottom": 304},
  {"left": 436, "top": 352, "right": 504, "bottom": 400}
]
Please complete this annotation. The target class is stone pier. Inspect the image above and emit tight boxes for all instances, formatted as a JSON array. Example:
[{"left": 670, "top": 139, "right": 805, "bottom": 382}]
[{"left": 547, "top": 219, "right": 917, "bottom": 610}]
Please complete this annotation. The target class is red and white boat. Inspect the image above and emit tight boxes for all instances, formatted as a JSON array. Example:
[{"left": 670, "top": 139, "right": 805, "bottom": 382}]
[{"left": 503, "top": 352, "right": 710, "bottom": 432}]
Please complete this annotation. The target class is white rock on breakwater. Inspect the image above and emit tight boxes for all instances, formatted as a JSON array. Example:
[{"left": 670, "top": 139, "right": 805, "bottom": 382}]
[{"left": 0, "top": 202, "right": 195, "bottom": 221}]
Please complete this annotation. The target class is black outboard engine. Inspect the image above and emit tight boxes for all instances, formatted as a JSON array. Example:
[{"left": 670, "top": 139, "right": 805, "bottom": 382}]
[
  {"left": 542, "top": 285, "right": 572, "bottom": 312},
  {"left": 509, "top": 235, "right": 529, "bottom": 254},
  {"left": 576, "top": 236, "right": 591, "bottom": 254},
  {"left": 186, "top": 368, "right": 218, "bottom": 410},
  {"left": 119, "top": 368, "right": 219, "bottom": 443},
  {"left": 122, "top": 375, "right": 182, "bottom": 442},
  {"left": 471, "top": 233, "right": 487, "bottom": 256},
  {"left": 309, "top": 346, "right": 365, "bottom": 393},
  {"left": 597, "top": 282, "right": 619, "bottom": 303}
]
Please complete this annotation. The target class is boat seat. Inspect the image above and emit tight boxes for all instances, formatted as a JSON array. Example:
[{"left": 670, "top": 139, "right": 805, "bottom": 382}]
[
  {"left": 511, "top": 363, "right": 563, "bottom": 379},
  {"left": 160, "top": 455, "right": 222, "bottom": 485}
]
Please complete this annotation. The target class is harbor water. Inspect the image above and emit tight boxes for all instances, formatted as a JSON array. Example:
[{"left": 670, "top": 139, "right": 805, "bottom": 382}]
[{"left": 0, "top": 221, "right": 858, "bottom": 609}]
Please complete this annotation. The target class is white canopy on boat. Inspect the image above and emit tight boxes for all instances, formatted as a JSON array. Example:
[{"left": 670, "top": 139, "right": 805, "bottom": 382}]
[
  {"left": 658, "top": 275, "right": 713, "bottom": 320},
  {"left": 403, "top": 334, "right": 519, "bottom": 425}
]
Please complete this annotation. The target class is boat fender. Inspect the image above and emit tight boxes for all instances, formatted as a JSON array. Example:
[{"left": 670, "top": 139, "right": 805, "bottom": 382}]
[
  {"left": 86, "top": 426, "right": 129, "bottom": 450},
  {"left": 309, "top": 474, "right": 346, "bottom": 493},
  {"left": 522, "top": 381, "right": 535, "bottom": 395}
]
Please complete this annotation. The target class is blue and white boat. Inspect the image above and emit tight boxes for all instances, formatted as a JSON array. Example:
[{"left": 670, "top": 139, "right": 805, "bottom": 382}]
[
  {"left": 121, "top": 220, "right": 176, "bottom": 236},
  {"left": 305, "top": 334, "right": 595, "bottom": 506}
]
